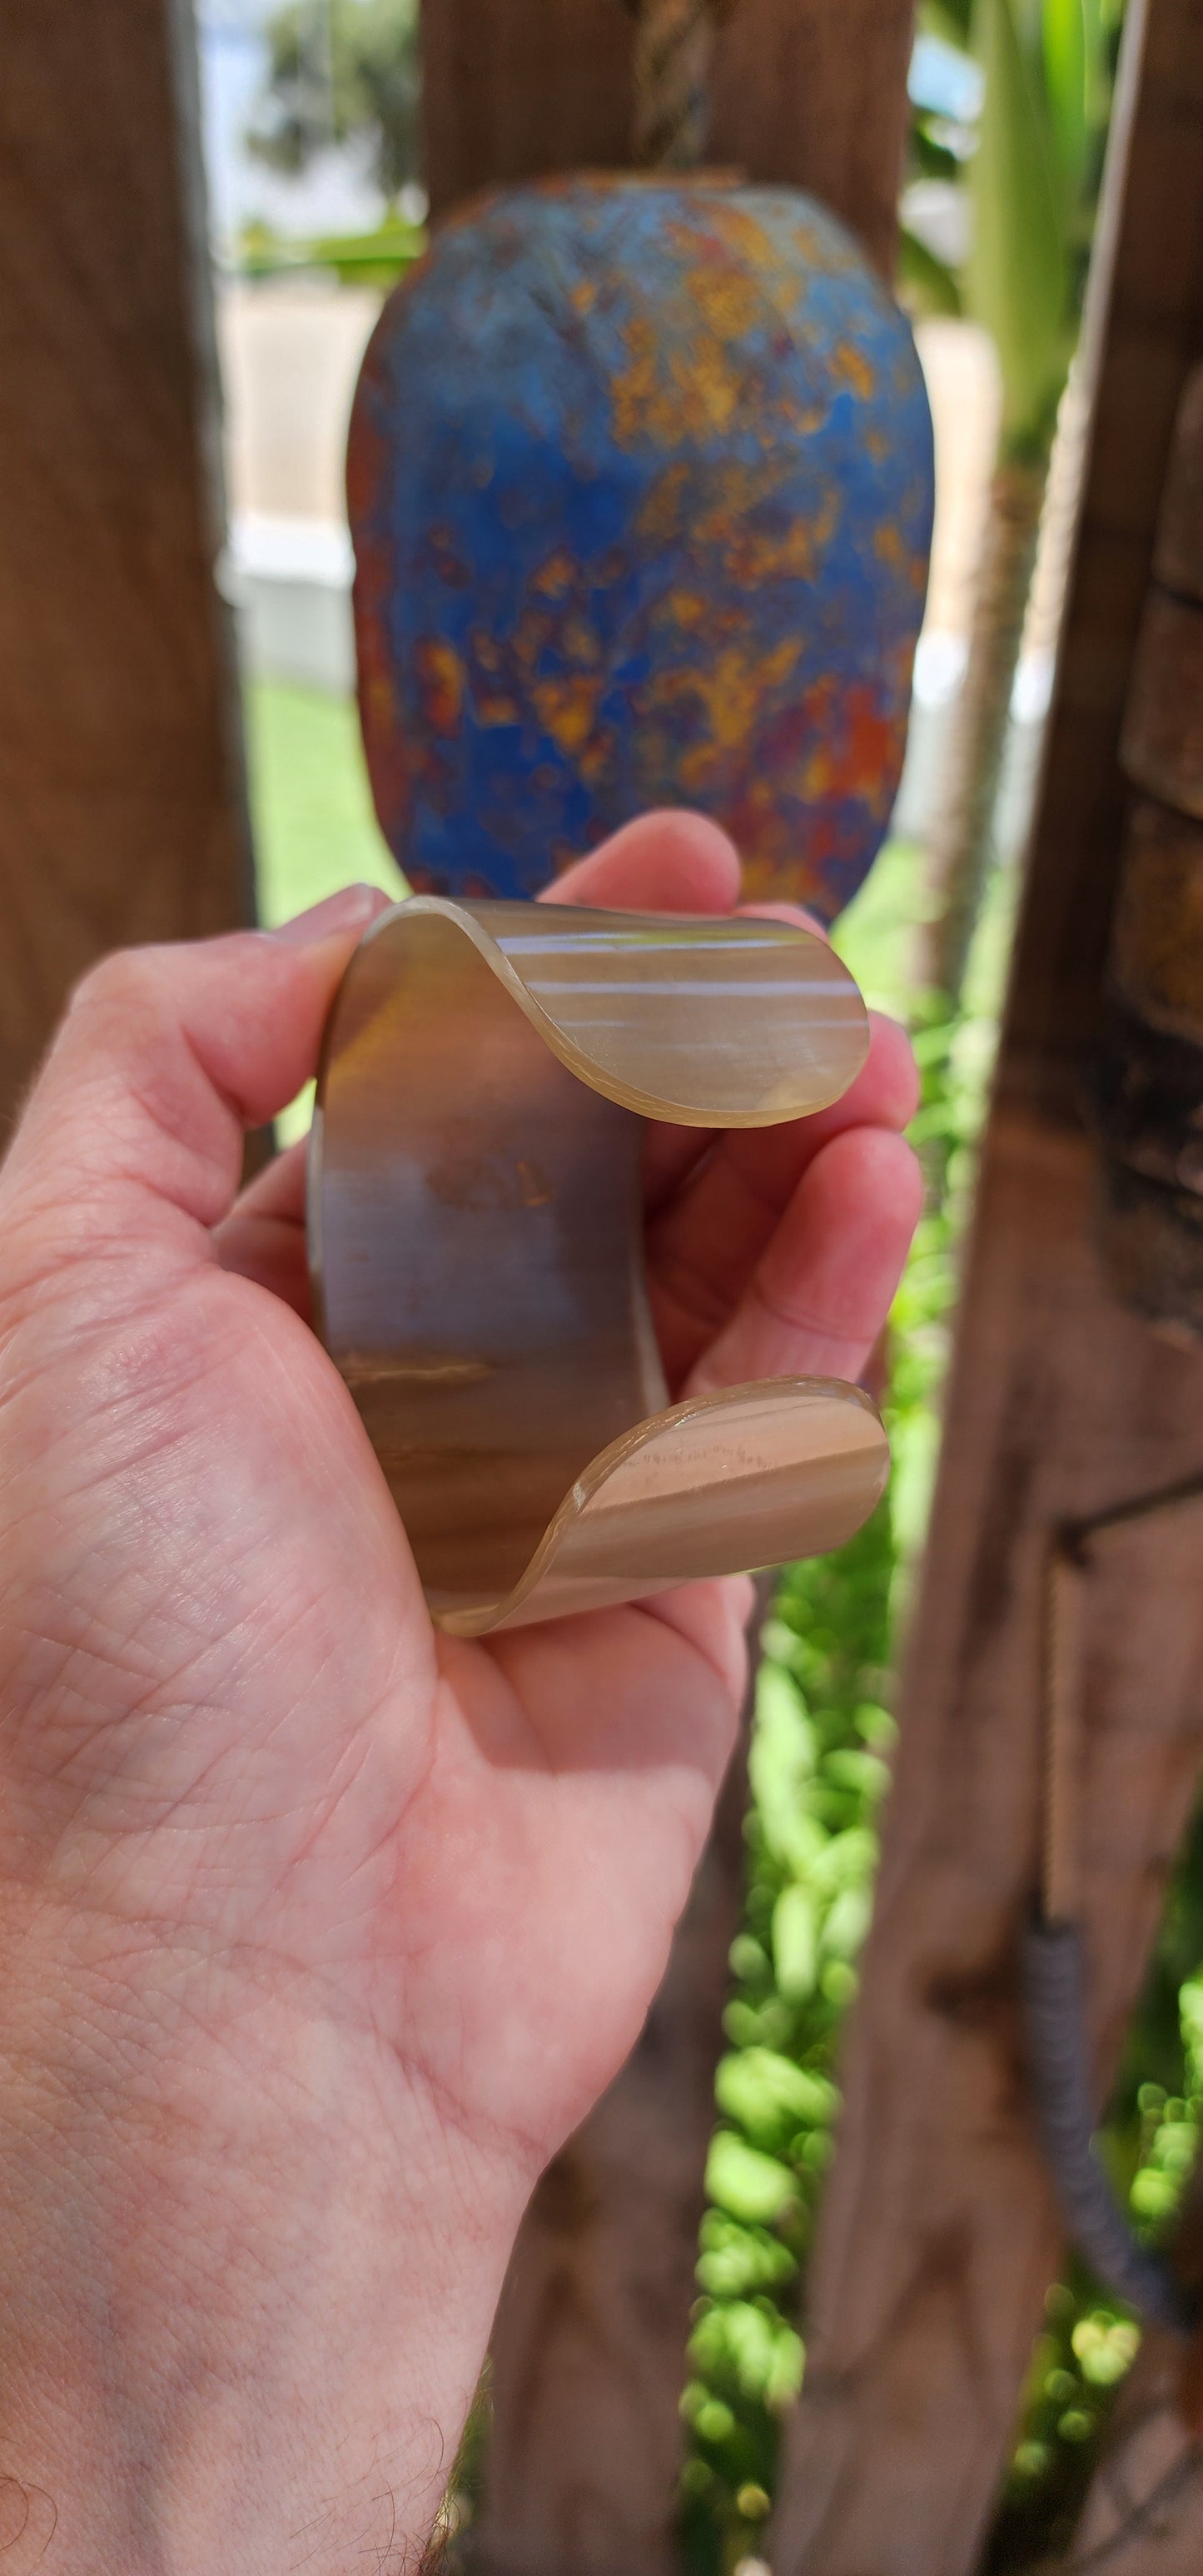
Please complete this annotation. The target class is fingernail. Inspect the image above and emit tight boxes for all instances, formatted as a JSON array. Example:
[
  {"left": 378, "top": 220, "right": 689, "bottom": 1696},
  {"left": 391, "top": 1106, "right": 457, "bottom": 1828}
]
[{"left": 268, "top": 884, "right": 385, "bottom": 947}]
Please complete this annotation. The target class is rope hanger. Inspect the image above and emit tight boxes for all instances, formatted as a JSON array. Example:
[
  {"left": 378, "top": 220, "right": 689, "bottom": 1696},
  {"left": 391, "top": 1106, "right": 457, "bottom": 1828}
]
[{"left": 624, "top": 0, "right": 738, "bottom": 171}]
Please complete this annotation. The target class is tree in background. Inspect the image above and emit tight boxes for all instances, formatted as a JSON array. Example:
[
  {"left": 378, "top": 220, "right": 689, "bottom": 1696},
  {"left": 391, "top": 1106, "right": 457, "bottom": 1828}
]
[
  {"left": 907, "top": 0, "right": 1123, "bottom": 1005},
  {"left": 246, "top": 0, "right": 420, "bottom": 204}
]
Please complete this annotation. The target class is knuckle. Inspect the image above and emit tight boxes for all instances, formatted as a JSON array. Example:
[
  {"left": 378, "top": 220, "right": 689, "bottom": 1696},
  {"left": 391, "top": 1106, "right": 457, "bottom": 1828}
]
[{"left": 67, "top": 946, "right": 174, "bottom": 1037}]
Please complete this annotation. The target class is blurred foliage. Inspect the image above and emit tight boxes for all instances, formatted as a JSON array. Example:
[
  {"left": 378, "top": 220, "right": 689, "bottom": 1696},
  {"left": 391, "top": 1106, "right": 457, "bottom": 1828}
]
[
  {"left": 903, "top": 6, "right": 1125, "bottom": 1018},
  {"left": 233, "top": 210, "right": 425, "bottom": 284},
  {"left": 905, "top": 0, "right": 1124, "bottom": 454},
  {"left": 247, "top": 0, "right": 420, "bottom": 202}
]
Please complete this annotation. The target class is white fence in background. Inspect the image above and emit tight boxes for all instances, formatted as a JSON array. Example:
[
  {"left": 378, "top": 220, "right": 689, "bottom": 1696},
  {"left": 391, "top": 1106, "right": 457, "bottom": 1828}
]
[{"left": 221, "top": 512, "right": 357, "bottom": 696}]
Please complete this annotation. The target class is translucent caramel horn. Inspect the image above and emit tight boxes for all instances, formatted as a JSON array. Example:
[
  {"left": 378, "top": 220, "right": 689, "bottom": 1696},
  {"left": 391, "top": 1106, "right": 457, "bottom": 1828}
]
[{"left": 310, "top": 898, "right": 887, "bottom": 1636}]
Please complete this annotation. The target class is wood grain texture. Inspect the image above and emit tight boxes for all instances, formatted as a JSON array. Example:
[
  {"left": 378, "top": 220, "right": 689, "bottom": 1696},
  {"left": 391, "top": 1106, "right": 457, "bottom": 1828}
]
[
  {"left": 708, "top": 0, "right": 915, "bottom": 278},
  {"left": 0, "top": 0, "right": 253, "bottom": 1141},
  {"left": 421, "top": 0, "right": 636, "bottom": 220},
  {"left": 1122, "top": 590, "right": 1203, "bottom": 818},
  {"left": 1111, "top": 798, "right": 1203, "bottom": 1039},
  {"left": 420, "top": 0, "right": 914, "bottom": 272},
  {"left": 771, "top": 2, "right": 1203, "bottom": 2569},
  {"left": 1154, "top": 359, "right": 1203, "bottom": 600}
]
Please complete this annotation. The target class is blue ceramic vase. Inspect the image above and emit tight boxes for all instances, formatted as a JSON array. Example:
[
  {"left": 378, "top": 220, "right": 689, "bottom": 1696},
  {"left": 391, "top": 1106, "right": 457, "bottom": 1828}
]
[{"left": 349, "top": 175, "right": 933, "bottom": 923}]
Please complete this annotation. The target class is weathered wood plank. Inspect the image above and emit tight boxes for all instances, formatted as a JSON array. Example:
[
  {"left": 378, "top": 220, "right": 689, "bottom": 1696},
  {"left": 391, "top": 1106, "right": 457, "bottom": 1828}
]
[
  {"left": 1121, "top": 590, "right": 1203, "bottom": 818},
  {"left": 1154, "top": 358, "right": 1203, "bottom": 598},
  {"left": 0, "top": 0, "right": 252, "bottom": 1138},
  {"left": 420, "top": 0, "right": 914, "bottom": 275},
  {"left": 1093, "top": 354, "right": 1203, "bottom": 1333},
  {"left": 771, "top": 2, "right": 1203, "bottom": 2569},
  {"left": 708, "top": 0, "right": 914, "bottom": 278},
  {"left": 1111, "top": 798, "right": 1203, "bottom": 1041}
]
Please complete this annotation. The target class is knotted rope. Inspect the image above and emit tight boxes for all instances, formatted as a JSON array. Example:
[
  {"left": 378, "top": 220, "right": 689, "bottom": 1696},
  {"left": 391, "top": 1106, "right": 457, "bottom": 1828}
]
[{"left": 626, "top": 0, "right": 734, "bottom": 172}]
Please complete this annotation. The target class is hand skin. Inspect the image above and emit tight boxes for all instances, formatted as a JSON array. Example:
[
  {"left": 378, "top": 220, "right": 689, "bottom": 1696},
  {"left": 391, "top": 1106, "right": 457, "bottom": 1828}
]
[{"left": 0, "top": 813, "right": 919, "bottom": 2574}]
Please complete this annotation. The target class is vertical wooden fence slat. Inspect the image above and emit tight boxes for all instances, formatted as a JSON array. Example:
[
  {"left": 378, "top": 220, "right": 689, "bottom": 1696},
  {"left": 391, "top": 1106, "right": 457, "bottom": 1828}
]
[
  {"left": 0, "top": 0, "right": 253, "bottom": 1138},
  {"left": 419, "top": 8, "right": 915, "bottom": 2564},
  {"left": 771, "top": 4, "right": 1203, "bottom": 2570},
  {"left": 422, "top": 0, "right": 914, "bottom": 277},
  {"left": 708, "top": 0, "right": 914, "bottom": 281},
  {"left": 421, "top": 0, "right": 635, "bottom": 221}
]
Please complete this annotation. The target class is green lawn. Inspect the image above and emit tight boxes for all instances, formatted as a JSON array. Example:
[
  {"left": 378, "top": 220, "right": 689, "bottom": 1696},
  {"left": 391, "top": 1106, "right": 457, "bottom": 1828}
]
[{"left": 245, "top": 679, "right": 404, "bottom": 928}]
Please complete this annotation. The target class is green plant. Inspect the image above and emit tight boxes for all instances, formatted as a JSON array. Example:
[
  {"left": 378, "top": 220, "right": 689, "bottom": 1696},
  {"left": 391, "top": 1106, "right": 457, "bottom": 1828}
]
[
  {"left": 907, "top": 0, "right": 1122, "bottom": 1006},
  {"left": 247, "top": 0, "right": 420, "bottom": 204},
  {"left": 233, "top": 211, "right": 425, "bottom": 285}
]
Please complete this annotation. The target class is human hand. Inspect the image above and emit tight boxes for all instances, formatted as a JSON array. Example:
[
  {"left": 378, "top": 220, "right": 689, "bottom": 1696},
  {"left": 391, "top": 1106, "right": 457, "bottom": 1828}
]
[{"left": 0, "top": 813, "right": 918, "bottom": 2573}]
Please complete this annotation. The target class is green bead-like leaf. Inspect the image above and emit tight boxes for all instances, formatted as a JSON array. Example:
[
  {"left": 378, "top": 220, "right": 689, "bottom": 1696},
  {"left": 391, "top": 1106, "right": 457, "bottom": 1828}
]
[
  {"left": 772, "top": 1884, "right": 818, "bottom": 2002},
  {"left": 714, "top": 2046, "right": 838, "bottom": 2146},
  {"left": 704, "top": 2132, "right": 798, "bottom": 2226}
]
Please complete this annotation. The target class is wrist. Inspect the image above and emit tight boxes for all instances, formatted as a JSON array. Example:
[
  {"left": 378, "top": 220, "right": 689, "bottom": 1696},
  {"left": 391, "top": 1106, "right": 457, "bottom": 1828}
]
[{"left": 0, "top": 1901, "right": 524, "bottom": 2576}]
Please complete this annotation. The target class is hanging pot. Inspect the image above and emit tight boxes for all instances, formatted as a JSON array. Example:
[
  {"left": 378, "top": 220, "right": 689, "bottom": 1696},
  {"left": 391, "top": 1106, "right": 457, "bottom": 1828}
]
[{"left": 347, "top": 172, "right": 933, "bottom": 922}]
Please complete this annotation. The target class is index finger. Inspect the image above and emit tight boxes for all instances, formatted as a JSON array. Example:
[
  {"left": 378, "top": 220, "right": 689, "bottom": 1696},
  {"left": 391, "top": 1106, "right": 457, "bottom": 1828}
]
[{"left": 540, "top": 809, "right": 742, "bottom": 917}]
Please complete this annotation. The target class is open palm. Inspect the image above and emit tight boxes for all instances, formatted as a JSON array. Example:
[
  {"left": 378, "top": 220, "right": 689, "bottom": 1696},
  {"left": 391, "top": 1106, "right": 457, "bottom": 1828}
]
[{"left": 0, "top": 811, "right": 917, "bottom": 2571}]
